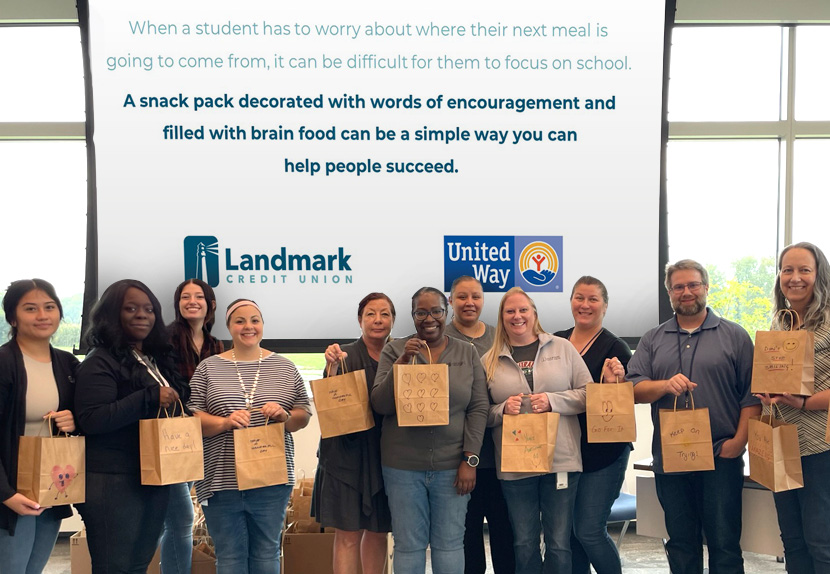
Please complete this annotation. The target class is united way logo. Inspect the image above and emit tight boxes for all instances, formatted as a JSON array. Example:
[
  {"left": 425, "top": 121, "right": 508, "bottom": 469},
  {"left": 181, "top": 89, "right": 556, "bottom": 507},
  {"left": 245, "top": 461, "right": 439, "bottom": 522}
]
[
  {"left": 444, "top": 235, "right": 563, "bottom": 293},
  {"left": 518, "top": 241, "right": 559, "bottom": 287},
  {"left": 183, "top": 236, "right": 219, "bottom": 287}
]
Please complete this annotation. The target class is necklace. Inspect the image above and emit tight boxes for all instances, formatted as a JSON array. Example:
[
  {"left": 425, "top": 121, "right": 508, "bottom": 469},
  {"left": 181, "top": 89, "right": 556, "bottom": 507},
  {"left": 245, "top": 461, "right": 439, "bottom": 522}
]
[
  {"left": 570, "top": 328, "right": 603, "bottom": 355},
  {"left": 452, "top": 317, "right": 483, "bottom": 342},
  {"left": 233, "top": 348, "right": 263, "bottom": 409}
]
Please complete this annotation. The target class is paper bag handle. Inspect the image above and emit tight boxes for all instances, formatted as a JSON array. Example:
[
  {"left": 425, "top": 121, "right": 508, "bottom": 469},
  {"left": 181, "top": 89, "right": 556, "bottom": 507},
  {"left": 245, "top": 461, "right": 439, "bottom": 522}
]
[
  {"left": 409, "top": 341, "right": 434, "bottom": 365},
  {"left": 156, "top": 399, "right": 188, "bottom": 418},
  {"left": 762, "top": 403, "right": 787, "bottom": 424},
  {"left": 774, "top": 309, "right": 801, "bottom": 331},
  {"left": 326, "top": 357, "right": 349, "bottom": 377},
  {"left": 599, "top": 359, "right": 622, "bottom": 384},
  {"left": 672, "top": 391, "right": 696, "bottom": 412}
]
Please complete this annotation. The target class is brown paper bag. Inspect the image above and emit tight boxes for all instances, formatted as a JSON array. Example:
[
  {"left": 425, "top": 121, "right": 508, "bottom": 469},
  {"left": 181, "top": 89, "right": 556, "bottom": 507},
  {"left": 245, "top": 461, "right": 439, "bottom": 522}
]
[
  {"left": 17, "top": 420, "right": 85, "bottom": 506},
  {"left": 500, "top": 412, "right": 559, "bottom": 473},
  {"left": 393, "top": 346, "right": 449, "bottom": 427},
  {"left": 233, "top": 419, "right": 288, "bottom": 490},
  {"left": 752, "top": 310, "right": 815, "bottom": 396},
  {"left": 749, "top": 407, "right": 803, "bottom": 492},
  {"left": 586, "top": 369, "right": 636, "bottom": 443},
  {"left": 140, "top": 403, "right": 204, "bottom": 485},
  {"left": 311, "top": 361, "right": 375, "bottom": 439},
  {"left": 659, "top": 394, "right": 715, "bottom": 473}
]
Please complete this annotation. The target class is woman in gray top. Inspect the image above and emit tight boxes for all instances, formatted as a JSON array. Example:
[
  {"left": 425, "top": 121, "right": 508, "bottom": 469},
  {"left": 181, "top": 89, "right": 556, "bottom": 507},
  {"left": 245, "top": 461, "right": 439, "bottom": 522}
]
[{"left": 372, "top": 287, "right": 489, "bottom": 574}]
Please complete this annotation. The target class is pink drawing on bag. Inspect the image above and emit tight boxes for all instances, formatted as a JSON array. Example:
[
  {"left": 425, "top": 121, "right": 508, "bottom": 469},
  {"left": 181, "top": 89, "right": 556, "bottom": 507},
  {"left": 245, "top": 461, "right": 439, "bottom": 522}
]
[{"left": 49, "top": 465, "right": 77, "bottom": 499}]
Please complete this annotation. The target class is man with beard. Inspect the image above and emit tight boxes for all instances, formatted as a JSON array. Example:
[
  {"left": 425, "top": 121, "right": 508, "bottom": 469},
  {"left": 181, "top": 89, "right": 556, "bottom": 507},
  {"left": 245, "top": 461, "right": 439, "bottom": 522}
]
[{"left": 627, "top": 259, "right": 760, "bottom": 574}]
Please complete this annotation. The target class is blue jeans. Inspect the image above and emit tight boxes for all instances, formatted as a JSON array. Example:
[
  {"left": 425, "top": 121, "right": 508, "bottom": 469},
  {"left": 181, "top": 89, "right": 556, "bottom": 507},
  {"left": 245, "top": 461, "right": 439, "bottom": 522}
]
[
  {"left": 571, "top": 445, "right": 631, "bottom": 574},
  {"left": 773, "top": 449, "right": 830, "bottom": 574},
  {"left": 201, "top": 485, "right": 292, "bottom": 574},
  {"left": 0, "top": 507, "right": 63, "bottom": 574},
  {"left": 382, "top": 466, "right": 470, "bottom": 574},
  {"left": 500, "top": 472, "right": 581, "bottom": 574},
  {"left": 654, "top": 456, "right": 744, "bottom": 574},
  {"left": 160, "top": 481, "right": 194, "bottom": 574}
]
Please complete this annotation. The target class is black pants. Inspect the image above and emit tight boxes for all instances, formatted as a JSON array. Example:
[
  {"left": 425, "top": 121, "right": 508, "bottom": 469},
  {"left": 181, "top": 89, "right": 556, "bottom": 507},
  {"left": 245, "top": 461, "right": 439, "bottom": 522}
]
[
  {"left": 464, "top": 467, "right": 516, "bottom": 574},
  {"left": 77, "top": 472, "right": 170, "bottom": 574}
]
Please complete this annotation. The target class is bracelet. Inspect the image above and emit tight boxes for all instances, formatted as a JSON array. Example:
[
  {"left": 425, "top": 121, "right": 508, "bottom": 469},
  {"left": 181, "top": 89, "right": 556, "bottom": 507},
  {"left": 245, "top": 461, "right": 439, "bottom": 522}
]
[{"left": 801, "top": 396, "right": 808, "bottom": 411}]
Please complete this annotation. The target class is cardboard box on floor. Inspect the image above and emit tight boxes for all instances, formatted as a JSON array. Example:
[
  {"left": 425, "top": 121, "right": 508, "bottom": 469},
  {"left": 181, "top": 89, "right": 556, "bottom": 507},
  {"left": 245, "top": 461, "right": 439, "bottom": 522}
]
[
  {"left": 282, "top": 532, "right": 392, "bottom": 574},
  {"left": 70, "top": 530, "right": 161, "bottom": 574}
]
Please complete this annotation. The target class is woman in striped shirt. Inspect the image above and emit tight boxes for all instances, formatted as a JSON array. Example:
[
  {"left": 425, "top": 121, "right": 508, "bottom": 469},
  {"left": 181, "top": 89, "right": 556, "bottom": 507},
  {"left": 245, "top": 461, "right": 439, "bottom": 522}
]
[{"left": 188, "top": 299, "right": 311, "bottom": 574}]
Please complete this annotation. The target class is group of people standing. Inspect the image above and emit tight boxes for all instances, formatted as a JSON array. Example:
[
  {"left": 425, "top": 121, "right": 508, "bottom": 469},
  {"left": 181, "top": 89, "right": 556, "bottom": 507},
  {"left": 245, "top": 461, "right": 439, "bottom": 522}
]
[{"left": 0, "top": 240, "right": 828, "bottom": 574}]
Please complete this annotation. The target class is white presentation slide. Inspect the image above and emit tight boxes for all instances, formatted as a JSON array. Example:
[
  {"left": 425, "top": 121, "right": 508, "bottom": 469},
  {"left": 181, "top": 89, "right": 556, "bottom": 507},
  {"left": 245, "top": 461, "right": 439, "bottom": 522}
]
[{"left": 87, "top": 0, "right": 666, "bottom": 341}]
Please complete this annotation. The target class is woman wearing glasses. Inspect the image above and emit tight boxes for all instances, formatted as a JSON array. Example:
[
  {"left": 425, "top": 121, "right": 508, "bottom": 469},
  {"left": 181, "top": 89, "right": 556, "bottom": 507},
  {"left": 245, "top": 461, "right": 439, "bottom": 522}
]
[{"left": 372, "top": 287, "right": 489, "bottom": 574}]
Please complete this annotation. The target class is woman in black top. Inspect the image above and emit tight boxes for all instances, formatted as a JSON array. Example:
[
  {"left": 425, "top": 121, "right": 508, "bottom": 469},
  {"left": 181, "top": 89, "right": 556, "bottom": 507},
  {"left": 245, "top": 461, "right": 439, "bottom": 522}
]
[
  {"left": 312, "top": 292, "right": 395, "bottom": 574},
  {"left": 554, "top": 276, "right": 631, "bottom": 574},
  {"left": 0, "top": 279, "right": 78, "bottom": 574},
  {"left": 75, "top": 279, "right": 184, "bottom": 574}
]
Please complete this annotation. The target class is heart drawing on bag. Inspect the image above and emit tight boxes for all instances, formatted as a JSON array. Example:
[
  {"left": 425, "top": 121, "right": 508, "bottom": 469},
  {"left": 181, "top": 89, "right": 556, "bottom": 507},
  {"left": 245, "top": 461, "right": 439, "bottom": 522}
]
[
  {"left": 403, "top": 389, "right": 413, "bottom": 398},
  {"left": 403, "top": 404, "right": 413, "bottom": 413},
  {"left": 429, "top": 388, "right": 439, "bottom": 397},
  {"left": 49, "top": 465, "right": 77, "bottom": 499},
  {"left": 402, "top": 374, "right": 412, "bottom": 384},
  {"left": 417, "top": 403, "right": 426, "bottom": 412},
  {"left": 417, "top": 415, "right": 425, "bottom": 422},
  {"left": 430, "top": 402, "right": 438, "bottom": 411},
  {"left": 431, "top": 373, "right": 440, "bottom": 382},
  {"left": 417, "top": 389, "right": 426, "bottom": 398},
  {"left": 417, "top": 373, "right": 427, "bottom": 383}
]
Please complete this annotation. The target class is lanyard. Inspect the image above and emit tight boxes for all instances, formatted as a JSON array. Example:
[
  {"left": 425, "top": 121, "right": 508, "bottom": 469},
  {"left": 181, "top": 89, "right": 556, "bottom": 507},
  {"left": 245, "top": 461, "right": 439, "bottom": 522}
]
[
  {"left": 132, "top": 349, "right": 171, "bottom": 388},
  {"left": 675, "top": 318, "right": 703, "bottom": 406}
]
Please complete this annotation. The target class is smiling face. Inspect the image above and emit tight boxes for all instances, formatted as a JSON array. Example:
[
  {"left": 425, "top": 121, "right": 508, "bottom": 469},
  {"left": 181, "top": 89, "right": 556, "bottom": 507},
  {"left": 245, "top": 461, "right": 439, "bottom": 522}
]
[
  {"left": 179, "top": 282, "right": 210, "bottom": 325},
  {"left": 668, "top": 269, "right": 708, "bottom": 317},
  {"left": 359, "top": 298, "right": 394, "bottom": 345},
  {"left": 412, "top": 291, "right": 447, "bottom": 344},
  {"left": 570, "top": 283, "right": 607, "bottom": 331},
  {"left": 120, "top": 287, "right": 156, "bottom": 346},
  {"left": 12, "top": 289, "right": 61, "bottom": 343},
  {"left": 228, "top": 305, "right": 264, "bottom": 350},
  {"left": 502, "top": 292, "right": 538, "bottom": 346},
  {"left": 779, "top": 247, "right": 816, "bottom": 314},
  {"left": 449, "top": 279, "right": 484, "bottom": 327}
]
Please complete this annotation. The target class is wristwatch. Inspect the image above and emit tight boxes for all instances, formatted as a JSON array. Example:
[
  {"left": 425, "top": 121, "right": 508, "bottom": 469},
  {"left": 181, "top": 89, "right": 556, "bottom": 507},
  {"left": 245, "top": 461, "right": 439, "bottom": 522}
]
[{"left": 463, "top": 453, "right": 480, "bottom": 468}]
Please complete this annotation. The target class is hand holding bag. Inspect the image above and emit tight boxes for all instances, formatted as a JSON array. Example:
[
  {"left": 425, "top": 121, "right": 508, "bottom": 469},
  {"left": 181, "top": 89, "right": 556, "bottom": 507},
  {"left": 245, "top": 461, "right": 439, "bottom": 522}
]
[
  {"left": 586, "top": 359, "right": 637, "bottom": 443},
  {"left": 752, "top": 309, "right": 815, "bottom": 396},
  {"left": 311, "top": 359, "right": 375, "bottom": 439},
  {"left": 140, "top": 400, "right": 204, "bottom": 485},
  {"left": 17, "top": 416, "right": 85, "bottom": 505},
  {"left": 393, "top": 344, "right": 449, "bottom": 427},
  {"left": 233, "top": 412, "right": 288, "bottom": 490},
  {"left": 659, "top": 392, "right": 715, "bottom": 473}
]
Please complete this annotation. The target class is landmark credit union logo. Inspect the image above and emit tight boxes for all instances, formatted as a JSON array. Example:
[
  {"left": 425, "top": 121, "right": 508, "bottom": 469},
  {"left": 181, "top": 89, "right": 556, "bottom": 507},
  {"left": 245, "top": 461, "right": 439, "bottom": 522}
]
[
  {"left": 444, "top": 236, "right": 563, "bottom": 293},
  {"left": 183, "top": 236, "right": 354, "bottom": 287}
]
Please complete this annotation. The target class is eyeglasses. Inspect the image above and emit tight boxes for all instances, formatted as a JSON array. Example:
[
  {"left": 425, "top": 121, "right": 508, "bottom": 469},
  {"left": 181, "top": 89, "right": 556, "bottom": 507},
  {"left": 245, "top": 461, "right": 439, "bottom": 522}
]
[
  {"left": 412, "top": 308, "right": 447, "bottom": 321},
  {"left": 670, "top": 281, "right": 705, "bottom": 294}
]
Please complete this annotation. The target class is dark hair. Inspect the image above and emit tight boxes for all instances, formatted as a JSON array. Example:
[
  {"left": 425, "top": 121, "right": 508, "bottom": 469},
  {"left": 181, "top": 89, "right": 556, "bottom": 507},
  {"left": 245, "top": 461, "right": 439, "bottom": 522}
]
[
  {"left": 84, "top": 279, "right": 171, "bottom": 359},
  {"left": 450, "top": 275, "right": 482, "bottom": 295},
  {"left": 357, "top": 292, "right": 396, "bottom": 320},
  {"left": 3, "top": 278, "right": 64, "bottom": 339},
  {"left": 571, "top": 276, "right": 609, "bottom": 304},
  {"left": 411, "top": 286, "right": 448, "bottom": 312},
  {"left": 773, "top": 242, "right": 830, "bottom": 331},
  {"left": 168, "top": 279, "right": 223, "bottom": 380}
]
